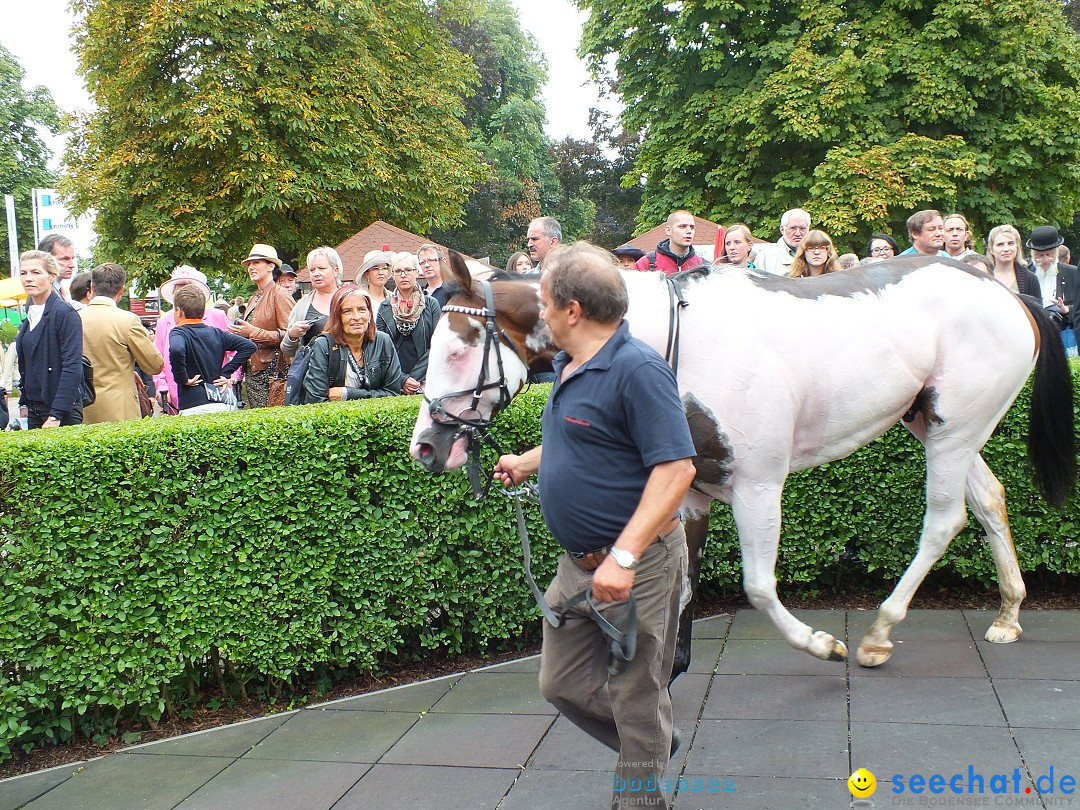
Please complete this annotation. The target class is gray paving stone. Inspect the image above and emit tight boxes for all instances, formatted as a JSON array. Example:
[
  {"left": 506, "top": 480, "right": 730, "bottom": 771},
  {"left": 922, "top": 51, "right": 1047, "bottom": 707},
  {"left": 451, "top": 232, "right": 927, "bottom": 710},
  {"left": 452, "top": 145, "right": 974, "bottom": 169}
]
[
  {"left": 673, "top": 774, "right": 848, "bottom": 810},
  {"left": 691, "top": 613, "right": 733, "bottom": 639},
  {"left": 685, "top": 719, "right": 849, "bottom": 779},
  {"left": 849, "top": 638, "right": 986, "bottom": 678},
  {"left": 848, "top": 607, "right": 974, "bottom": 641},
  {"left": 430, "top": 671, "right": 555, "bottom": 715},
  {"left": 996, "top": 678, "right": 1080, "bottom": 729},
  {"left": 243, "top": 709, "right": 417, "bottom": 763},
  {"left": 727, "top": 608, "right": 845, "bottom": 641},
  {"left": 337, "top": 763, "right": 519, "bottom": 810},
  {"left": 670, "top": 673, "right": 712, "bottom": 723},
  {"left": 313, "top": 675, "right": 459, "bottom": 712},
  {"left": 526, "top": 715, "right": 614, "bottom": 772},
  {"left": 997, "top": 609, "right": 1080, "bottom": 642},
  {"left": 1009, "top": 727, "right": 1080, "bottom": 785},
  {"left": 19, "top": 753, "right": 231, "bottom": 810},
  {"left": 850, "top": 721, "right": 1023, "bottom": 777},
  {"left": 474, "top": 655, "right": 541, "bottom": 673},
  {"left": 686, "top": 638, "right": 724, "bottom": 673},
  {"left": 0, "top": 764, "right": 80, "bottom": 810},
  {"left": 977, "top": 639, "right": 1080, "bottom": 680},
  {"left": 381, "top": 712, "right": 554, "bottom": 768},
  {"left": 850, "top": 675, "right": 1006, "bottom": 726},
  {"left": 176, "top": 758, "right": 369, "bottom": 809},
  {"left": 499, "top": 767, "right": 616, "bottom": 810},
  {"left": 714, "top": 638, "right": 847, "bottom": 677},
  {"left": 125, "top": 713, "right": 293, "bottom": 758},
  {"left": 703, "top": 674, "right": 847, "bottom": 722}
]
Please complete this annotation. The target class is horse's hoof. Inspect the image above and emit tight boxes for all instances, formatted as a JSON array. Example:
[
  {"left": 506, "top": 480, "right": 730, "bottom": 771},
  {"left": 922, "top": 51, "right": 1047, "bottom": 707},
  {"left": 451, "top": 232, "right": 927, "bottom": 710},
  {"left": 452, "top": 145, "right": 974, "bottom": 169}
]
[
  {"left": 985, "top": 621, "right": 1022, "bottom": 644},
  {"left": 809, "top": 630, "right": 847, "bottom": 662},
  {"left": 857, "top": 641, "right": 893, "bottom": 668}
]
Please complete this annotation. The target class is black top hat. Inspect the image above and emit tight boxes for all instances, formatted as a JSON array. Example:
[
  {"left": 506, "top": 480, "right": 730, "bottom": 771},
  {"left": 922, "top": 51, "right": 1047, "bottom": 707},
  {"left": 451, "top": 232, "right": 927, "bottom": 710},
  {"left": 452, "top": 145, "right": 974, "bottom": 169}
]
[
  {"left": 612, "top": 244, "right": 646, "bottom": 260},
  {"left": 1026, "top": 225, "right": 1065, "bottom": 251}
]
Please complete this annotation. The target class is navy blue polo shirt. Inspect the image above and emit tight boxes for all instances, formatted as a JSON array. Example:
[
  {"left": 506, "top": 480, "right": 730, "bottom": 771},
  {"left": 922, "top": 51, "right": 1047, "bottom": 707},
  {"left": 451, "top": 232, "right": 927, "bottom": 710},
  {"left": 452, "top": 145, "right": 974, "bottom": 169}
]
[{"left": 538, "top": 321, "right": 695, "bottom": 554}]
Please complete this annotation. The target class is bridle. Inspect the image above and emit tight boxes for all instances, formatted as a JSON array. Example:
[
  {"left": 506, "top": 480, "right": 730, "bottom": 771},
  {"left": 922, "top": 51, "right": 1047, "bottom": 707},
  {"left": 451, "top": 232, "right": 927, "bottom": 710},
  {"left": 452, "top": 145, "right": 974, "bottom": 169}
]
[{"left": 424, "top": 278, "right": 528, "bottom": 500}]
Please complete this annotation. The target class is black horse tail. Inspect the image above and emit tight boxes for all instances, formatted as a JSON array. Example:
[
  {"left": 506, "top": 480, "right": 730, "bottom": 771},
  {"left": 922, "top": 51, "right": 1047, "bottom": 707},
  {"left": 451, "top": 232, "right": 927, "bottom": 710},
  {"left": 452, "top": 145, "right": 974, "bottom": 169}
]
[{"left": 1019, "top": 294, "right": 1076, "bottom": 509}]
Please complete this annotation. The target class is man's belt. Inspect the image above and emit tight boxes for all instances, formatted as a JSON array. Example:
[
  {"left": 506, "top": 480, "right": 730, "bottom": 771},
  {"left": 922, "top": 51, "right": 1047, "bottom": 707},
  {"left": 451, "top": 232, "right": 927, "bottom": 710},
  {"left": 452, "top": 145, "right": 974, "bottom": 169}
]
[{"left": 569, "top": 545, "right": 612, "bottom": 572}]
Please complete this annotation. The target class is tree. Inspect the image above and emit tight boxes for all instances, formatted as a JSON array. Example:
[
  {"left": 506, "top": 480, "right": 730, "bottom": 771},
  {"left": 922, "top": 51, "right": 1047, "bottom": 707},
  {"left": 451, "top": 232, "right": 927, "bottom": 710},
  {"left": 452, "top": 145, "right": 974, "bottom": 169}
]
[
  {"left": 0, "top": 45, "right": 60, "bottom": 271},
  {"left": 62, "top": 0, "right": 486, "bottom": 285},
  {"left": 578, "top": 0, "right": 1080, "bottom": 250},
  {"left": 430, "top": 0, "right": 594, "bottom": 265}
]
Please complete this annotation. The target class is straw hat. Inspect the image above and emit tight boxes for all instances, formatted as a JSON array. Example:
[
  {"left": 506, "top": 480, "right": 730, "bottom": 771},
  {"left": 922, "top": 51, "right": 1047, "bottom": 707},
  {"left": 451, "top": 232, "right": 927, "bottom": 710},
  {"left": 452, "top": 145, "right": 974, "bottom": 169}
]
[
  {"left": 241, "top": 243, "right": 282, "bottom": 268},
  {"left": 358, "top": 250, "right": 394, "bottom": 279},
  {"left": 159, "top": 265, "right": 212, "bottom": 305}
]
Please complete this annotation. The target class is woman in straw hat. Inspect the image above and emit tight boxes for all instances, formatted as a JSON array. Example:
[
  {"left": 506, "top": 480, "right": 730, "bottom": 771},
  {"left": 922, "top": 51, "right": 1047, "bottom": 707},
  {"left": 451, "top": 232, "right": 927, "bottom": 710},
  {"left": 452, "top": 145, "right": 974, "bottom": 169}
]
[
  {"left": 229, "top": 243, "right": 295, "bottom": 407},
  {"left": 357, "top": 249, "right": 393, "bottom": 311}
]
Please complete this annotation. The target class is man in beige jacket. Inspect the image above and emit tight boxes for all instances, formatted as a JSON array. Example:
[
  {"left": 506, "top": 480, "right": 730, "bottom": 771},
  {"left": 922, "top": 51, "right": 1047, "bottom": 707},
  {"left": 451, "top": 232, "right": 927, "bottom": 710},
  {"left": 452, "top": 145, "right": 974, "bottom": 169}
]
[{"left": 80, "top": 263, "right": 164, "bottom": 423}]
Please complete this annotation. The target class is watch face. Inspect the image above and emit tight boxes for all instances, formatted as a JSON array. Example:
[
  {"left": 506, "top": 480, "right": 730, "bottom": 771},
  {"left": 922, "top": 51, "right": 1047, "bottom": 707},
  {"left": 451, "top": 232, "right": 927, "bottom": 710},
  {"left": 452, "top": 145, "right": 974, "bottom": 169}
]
[{"left": 611, "top": 548, "right": 638, "bottom": 569}]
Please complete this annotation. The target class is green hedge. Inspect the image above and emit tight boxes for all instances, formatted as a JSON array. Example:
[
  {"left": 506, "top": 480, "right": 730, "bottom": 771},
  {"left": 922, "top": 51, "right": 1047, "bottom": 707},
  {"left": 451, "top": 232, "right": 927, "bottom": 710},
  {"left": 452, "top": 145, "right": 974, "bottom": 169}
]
[{"left": 0, "top": 374, "right": 1077, "bottom": 760}]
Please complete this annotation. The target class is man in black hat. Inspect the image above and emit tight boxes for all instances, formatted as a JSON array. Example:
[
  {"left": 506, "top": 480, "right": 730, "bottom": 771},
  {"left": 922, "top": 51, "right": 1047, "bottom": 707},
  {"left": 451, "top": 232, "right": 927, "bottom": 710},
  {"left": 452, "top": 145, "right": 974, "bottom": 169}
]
[
  {"left": 611, "top": 244, "right": 646, "bottom": 270},
  {"left": 1026, "top": 225, "right": 1079, "bottom": 354},
  {"left": 275, "top": 262, "right": 300, "bottom": 301}
]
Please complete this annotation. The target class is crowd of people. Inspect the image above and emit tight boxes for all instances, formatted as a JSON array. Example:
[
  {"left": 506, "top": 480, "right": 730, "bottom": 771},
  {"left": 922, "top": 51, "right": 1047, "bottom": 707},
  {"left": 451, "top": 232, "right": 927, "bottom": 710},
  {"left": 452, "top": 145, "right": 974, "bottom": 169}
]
[{"left": 5, "top": 207, "right": 1078, "bottom": 430}]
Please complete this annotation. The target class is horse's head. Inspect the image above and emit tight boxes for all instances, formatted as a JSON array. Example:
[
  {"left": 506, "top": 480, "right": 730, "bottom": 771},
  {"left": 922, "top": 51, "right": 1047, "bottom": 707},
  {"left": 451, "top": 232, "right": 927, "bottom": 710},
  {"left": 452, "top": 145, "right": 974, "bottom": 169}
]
[{"left": 410, "top": 252, "right": 552, "bottom": 473}]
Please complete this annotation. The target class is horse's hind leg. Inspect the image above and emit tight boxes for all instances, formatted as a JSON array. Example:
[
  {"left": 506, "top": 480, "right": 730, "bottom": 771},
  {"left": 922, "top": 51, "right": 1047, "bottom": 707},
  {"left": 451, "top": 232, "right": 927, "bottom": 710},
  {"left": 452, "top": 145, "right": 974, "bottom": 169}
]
[
  {"left": 669, "top": 513, "right": 708, "bottom": 685},
  {"left": 966, "top": 454, "right": 1025, "bottom": 643},
  {"left": 857, "top": 440, "right": 973, "bottom": 667}
]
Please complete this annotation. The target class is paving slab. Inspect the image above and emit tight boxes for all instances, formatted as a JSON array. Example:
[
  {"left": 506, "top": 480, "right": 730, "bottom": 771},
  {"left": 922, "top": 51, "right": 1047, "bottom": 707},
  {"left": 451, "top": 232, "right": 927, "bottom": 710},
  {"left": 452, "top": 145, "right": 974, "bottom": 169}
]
[
  {"left": 993, "top": 608, "right": 1080, "bottom": 641},
  {"left": 686, "top": 637, "right": 724, "bottom": 673},
  {"left": 0, "top": 765, "right": 80, "bottom": 810},
  {"left": 849, "top": 721, "right": 1024, "bottom": 777},
  {"left": 850, "top": 675, "right": 1006, "bottom": 726},
  {"left": 703, "top": 674, "right": 846, "bottom": 722},
  {"left": 314, "top": 675, "right": 459, "bottom": 712},
  {"left": 499, "top": 767, "right": 616, "bottom": 810},
  {"left": 380, "top": 712, "right": 554, "bottom": 768},
  {"left": 335, "top": 764, "right": 519, "bottom": 810},
  {"left": 976, "top": 639, "right": 1080, "bottom": 680},
  {"left": 430, "top": 671, "right": 556, "bottom": 715},
  {"left": 685, "top": 719, "right": 849, "bottom": 780},
  {"left": 847, "top": 607, "right": 975, "bottom": 641},
  {"left": 714, "top": 638, "right": 848, "bottom": 677},
  {"left": 176, "top": 758, "right": 370, "bottom": 809},
  {"left": 243, "top": 709, "right": 417, "bottom": 763},
  {"left": 995, "top": 678, "right": 1080, "bottom": 730},
  {"left": 727, "top": 608, "right": 846, "bottom": 641},
  {"left": 670, "top": 672, "right": 712, "bottom": 723},
  {"left": 1008, "top": 726, "right": 1080, "bottom": 782},
  {"left": 673, "top": 774, "right": 849, "bottom": 810},
  {"left": 526, "top": 715, "right": 615, "bottom": 772},
  {"left": 125, "top": 713, "right": 293, "bottom": 758},
  {"left": 848, "top": 638, "right": 987, "bottom": 678},
  {"left": 19, "top": 753, "right": 231, "bottom": 810},
  {"left": 690, "top": 613, "right": 732, "bottom": 639}
]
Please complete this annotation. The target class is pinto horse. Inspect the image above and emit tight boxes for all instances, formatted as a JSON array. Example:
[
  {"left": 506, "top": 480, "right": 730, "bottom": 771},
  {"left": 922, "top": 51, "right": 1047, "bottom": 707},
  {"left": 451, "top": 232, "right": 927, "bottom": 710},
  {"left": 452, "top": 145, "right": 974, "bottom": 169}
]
[{"left": 411, "top": 251, "right": 1075, "bottom": 670}]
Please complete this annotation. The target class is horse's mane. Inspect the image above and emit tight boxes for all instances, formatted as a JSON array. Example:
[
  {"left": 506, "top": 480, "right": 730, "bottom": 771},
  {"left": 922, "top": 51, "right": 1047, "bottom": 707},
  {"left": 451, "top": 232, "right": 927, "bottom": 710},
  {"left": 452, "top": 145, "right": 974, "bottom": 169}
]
[{"left": 442, "top": 270, "right": 540, "bottom": 303}]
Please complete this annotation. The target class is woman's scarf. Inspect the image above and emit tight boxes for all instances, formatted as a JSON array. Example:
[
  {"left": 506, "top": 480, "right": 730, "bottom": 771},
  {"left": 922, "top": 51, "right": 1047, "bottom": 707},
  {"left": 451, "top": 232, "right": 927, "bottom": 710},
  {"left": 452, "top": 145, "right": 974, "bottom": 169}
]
[{"left": 389, "top": 289, "right": 426, "bottom": 335}]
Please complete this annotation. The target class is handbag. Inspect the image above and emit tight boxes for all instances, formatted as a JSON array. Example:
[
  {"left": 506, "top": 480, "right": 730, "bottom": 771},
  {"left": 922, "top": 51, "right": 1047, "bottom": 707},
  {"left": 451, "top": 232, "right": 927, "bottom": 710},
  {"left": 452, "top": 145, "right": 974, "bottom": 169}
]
[
  {"left": 133, "top": 371, "right": 153, "bottom": 418},
  {"left": 82, "top": 356, "right": 96, "bottom": 406},
  {"left": 267, "top": 350, "right": 287, "bottom": 408}
]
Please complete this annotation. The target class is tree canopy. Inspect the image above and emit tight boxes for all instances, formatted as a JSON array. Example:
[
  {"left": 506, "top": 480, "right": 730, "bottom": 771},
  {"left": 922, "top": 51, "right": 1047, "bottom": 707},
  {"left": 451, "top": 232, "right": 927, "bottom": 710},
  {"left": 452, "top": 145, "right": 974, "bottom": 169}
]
[
  {"left": 578, "top": 0, "right": 1080, "bottom": 249},
  {"left": 62, "top": 0, "right": 486, "bottom": 283},
  {"left": 0, "top": 45, "right": 59, "bottom": 272}
]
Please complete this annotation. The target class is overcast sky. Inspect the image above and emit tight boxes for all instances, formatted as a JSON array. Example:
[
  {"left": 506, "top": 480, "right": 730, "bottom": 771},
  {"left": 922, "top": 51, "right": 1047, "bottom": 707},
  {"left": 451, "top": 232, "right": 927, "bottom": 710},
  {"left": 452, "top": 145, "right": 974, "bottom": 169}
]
[{"left": 0, "top": 0, "right": 612, "bottom": 168}]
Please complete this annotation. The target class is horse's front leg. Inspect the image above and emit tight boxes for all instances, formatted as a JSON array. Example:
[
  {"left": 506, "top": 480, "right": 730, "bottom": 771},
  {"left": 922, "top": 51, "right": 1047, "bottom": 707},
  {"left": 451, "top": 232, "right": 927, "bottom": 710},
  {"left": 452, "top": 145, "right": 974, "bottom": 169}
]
[
  {"left": 669, "top": 513, "right": 709, "bottom": 685},
  {"left": 734, "top": 483, "right": 847, "bottom": 662}
]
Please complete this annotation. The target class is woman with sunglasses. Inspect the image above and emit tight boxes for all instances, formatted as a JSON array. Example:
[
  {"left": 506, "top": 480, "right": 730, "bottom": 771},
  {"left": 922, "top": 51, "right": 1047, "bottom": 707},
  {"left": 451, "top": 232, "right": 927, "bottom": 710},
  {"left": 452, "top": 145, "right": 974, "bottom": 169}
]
[{"left": 376, "top": 253, "right": 441, "bottom": 396}]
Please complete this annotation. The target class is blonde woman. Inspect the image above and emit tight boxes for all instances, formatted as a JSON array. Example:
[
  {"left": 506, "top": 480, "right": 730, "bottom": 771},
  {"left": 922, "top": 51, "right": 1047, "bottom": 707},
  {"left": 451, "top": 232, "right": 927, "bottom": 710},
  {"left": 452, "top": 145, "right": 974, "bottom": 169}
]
[
  {"left": 789, "top": 230, "right": 842, "bottom": 278},
  {"left": 376, "top": 253, "right": 441, "bottom": 396},
  {"left": 281, "top": 246, "right": 342, "bottom": 359},
  {"left": 717, "top": 224, "right": 757, "bottom": 269},
  {"left": 986, "top": 224, "right": 1040, "bottom": 296}
]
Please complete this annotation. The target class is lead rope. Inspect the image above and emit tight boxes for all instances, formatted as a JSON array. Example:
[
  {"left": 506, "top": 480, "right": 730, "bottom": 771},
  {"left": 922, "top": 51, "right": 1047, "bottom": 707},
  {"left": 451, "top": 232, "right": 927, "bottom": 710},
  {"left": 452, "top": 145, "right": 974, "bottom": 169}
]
[
  {"left": 503, "top": 482, "right": 637, "bottom": 675},
  {"left": 664, "top": 276, "right": 691, "bottom": 376}
]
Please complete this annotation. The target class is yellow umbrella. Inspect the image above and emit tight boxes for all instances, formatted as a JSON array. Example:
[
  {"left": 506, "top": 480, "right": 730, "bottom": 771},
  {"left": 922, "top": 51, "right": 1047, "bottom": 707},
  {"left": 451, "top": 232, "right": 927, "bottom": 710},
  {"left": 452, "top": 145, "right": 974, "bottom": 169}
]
[{"left": 0, "top": 277, "right": 27, "bottom": 303}]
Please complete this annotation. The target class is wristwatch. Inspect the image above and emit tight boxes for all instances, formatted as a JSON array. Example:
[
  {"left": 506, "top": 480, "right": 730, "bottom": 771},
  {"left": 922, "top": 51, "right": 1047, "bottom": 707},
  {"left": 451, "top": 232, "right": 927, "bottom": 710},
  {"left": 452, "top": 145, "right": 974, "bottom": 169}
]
[{"left": 609, "top": 547, "right": 639, "bottom": 570}]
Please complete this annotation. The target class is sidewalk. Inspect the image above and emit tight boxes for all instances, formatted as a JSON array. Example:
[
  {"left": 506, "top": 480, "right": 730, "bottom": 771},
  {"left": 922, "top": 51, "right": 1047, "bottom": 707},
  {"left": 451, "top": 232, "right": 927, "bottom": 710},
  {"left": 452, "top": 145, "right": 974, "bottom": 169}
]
[{"left": 3, "top": 608, "right": 1078, "bottom": 809}]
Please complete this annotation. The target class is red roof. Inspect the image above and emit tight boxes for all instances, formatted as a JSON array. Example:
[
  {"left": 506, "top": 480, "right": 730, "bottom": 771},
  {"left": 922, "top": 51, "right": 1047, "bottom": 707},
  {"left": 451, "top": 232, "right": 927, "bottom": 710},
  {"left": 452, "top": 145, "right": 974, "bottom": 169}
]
[{"left": 296, "top": 221, "right": 480, "bottom": 283}]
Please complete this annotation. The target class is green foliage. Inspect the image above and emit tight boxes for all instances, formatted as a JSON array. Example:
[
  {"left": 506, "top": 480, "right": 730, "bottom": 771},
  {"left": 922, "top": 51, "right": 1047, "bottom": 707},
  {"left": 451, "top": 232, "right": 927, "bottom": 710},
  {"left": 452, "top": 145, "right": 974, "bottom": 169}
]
[
  {"left": 0, "top": 45, "right": 60, "bottom": 270},
  {"left": 61, "top": 0, "right": 486, "bottom": 287},
  {"left": 578, "top": 0, "right": 1080, "bottom": 251},
  {"left": 1, "top": 376, "right": 1078, "bottom": 760}
]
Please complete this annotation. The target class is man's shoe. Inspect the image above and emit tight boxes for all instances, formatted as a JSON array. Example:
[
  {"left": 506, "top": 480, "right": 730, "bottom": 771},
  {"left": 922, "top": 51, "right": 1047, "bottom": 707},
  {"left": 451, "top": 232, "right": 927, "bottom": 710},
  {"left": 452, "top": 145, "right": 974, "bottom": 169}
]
[{"left": 670, "top": 729, "right": 683, "bottom": 757}]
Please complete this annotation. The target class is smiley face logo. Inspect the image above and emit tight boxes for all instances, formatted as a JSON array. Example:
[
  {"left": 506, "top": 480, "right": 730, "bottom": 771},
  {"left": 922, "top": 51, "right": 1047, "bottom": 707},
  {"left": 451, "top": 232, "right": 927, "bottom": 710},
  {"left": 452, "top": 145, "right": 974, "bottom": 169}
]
[{"left": 848, "top": 768, "right": 876, "bottom": 797}]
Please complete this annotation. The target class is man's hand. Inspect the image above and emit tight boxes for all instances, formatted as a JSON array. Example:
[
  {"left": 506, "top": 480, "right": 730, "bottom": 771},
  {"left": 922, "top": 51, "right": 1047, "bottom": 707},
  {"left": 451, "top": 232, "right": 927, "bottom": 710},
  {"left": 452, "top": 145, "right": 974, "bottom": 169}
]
[
  {"left": 592, "top": 555, "right": 635, "bottom": 603},
  {"left": 494, "top": 453, "right": 534, "bottom": 487}
]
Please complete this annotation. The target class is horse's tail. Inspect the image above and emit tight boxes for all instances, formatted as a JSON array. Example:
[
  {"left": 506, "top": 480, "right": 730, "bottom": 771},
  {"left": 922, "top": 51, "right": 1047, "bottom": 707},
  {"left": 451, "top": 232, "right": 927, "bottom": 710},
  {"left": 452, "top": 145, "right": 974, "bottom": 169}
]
[{"left": 1020, "top": 294, "right": 1076, "bottom": 509}]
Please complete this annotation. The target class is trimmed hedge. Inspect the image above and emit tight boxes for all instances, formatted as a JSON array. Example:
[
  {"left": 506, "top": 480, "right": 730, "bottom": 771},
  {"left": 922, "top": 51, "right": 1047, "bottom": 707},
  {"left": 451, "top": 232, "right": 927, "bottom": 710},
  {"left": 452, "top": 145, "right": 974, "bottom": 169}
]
[{"left": 0, "top": 374, "right": 1077, "bottom": 760}]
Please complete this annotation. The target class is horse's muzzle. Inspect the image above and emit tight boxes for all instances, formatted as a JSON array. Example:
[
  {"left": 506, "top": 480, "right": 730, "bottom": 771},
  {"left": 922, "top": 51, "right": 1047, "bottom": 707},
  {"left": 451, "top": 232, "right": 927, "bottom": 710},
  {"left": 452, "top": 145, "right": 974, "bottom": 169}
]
[{"left": 412, "top": 423, "right": 466, "bottom": 473}]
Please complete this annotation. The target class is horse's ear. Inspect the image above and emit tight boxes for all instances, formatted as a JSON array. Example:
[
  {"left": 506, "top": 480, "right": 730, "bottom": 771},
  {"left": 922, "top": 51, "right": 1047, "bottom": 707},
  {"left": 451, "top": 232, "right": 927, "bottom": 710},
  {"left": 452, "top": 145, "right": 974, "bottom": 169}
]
[{"left": 445, "top": 250, "right": 472, "bottom": 294}]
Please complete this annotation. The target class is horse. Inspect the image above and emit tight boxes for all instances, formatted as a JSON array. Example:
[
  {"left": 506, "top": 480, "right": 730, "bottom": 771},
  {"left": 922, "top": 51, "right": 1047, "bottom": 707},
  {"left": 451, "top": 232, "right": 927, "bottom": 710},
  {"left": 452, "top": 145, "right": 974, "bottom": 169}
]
[{"left": 410, "top": 250, "right": 1075, "bottom": 671}]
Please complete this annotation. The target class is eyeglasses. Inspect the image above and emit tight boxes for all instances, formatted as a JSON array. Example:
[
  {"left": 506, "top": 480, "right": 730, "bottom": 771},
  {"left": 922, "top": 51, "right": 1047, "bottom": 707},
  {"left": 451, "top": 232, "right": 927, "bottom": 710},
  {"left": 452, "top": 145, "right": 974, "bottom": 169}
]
[
  {"left": 870, "top": 247, "right": 894, "bottom": 256},
  {"left": 418, "top": 258, "right": 441, "bottom": 267},
  {"left": 393, "top": 268, "right": 417, "bottom": 276},
  {"left": 806, "top": 246, "right": 830, "bottom": 253}
]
